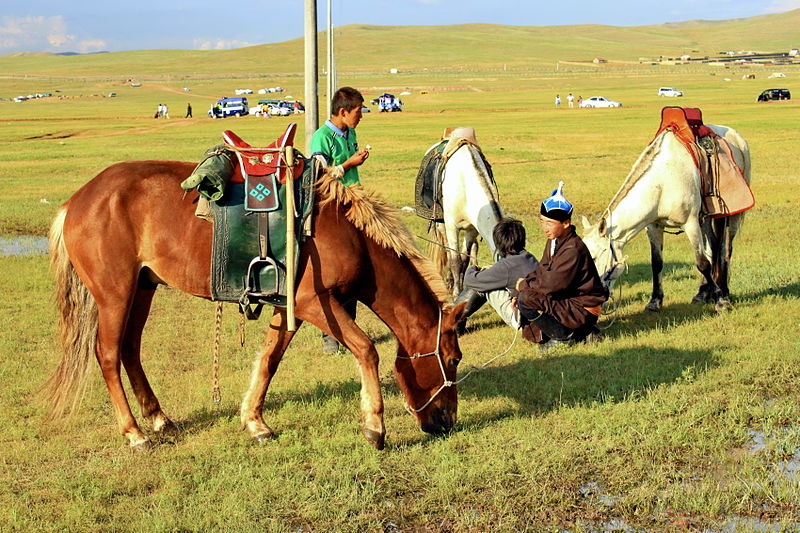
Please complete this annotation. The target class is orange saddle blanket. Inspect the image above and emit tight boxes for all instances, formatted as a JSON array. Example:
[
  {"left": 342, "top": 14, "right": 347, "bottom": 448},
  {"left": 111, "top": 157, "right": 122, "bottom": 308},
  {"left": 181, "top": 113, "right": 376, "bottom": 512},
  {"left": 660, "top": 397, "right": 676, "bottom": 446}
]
[{"left": 654, "top": 107, "right": 754, "bottom": 218}]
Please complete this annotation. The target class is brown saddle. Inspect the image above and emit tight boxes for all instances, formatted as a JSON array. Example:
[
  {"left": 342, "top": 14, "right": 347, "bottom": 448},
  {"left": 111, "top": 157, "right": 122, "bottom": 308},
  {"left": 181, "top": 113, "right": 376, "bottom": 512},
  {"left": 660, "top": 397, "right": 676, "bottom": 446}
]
[{"left": 654, "top": 107, "right": 754, "bottom": 218}]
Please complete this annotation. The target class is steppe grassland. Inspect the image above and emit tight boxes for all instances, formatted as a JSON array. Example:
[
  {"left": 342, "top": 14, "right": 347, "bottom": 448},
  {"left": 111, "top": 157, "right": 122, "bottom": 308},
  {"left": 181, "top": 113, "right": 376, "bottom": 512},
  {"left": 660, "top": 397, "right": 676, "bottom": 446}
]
[{"left": 1, "top": 63, "right": 800, "bottom": 531}]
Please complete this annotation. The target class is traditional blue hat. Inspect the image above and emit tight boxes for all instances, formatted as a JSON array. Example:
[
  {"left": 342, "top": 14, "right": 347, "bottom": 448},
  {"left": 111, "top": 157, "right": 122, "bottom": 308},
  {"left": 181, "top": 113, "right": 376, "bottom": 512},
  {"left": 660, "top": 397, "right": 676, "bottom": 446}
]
[{"left": 540, "top": 181, "right": 573, "bottom": 221}]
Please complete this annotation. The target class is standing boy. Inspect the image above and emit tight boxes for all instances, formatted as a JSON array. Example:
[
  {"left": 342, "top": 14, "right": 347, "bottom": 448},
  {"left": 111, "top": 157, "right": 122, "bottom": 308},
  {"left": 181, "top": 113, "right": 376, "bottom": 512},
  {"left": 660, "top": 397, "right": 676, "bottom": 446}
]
[{"left": 310, "top": 86, "right": 370, "bottom": 352}]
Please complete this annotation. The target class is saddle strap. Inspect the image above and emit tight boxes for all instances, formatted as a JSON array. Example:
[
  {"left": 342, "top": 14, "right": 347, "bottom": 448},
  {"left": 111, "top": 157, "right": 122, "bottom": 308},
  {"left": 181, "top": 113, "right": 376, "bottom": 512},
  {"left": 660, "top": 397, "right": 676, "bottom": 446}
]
[{"left": 257, "top": 212, "right": 269, "bottom": 259}]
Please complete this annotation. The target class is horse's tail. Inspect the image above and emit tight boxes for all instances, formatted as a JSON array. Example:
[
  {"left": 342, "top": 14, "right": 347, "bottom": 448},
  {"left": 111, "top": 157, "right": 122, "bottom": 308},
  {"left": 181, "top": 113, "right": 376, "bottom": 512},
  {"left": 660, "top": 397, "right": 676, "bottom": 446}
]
[
  {"left": 427, "top": 222, "right": 449, "bottom": 284},
  {"left": 44, "top": 206, "right": 98, "bottom": 419}
]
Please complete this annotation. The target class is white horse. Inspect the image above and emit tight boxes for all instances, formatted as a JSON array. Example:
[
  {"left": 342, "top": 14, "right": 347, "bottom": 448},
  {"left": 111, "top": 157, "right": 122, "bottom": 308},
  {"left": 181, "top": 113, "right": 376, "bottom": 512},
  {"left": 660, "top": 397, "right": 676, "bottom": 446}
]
[
  {"left": 426, "top": 139, "right": 503, "bottom": 298},
  {"left": 581, "top": 124, "right": 751, "bottom": 313}
]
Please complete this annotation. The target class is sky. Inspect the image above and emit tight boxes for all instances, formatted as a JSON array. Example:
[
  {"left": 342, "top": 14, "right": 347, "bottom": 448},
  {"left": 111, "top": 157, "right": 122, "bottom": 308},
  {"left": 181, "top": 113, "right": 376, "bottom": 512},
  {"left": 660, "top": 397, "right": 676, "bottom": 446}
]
[{"left": 1, "top": 0, "right": 799, "bottom": 54}]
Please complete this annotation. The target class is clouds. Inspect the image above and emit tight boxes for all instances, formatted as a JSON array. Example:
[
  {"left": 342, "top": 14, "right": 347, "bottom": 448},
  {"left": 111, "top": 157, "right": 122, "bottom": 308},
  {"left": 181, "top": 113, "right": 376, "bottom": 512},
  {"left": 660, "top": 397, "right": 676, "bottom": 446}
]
[
  {"left": 193, "top": 38, "right": 258, "bottom": 50},
  {"left": 0, "top": 15, "right": 106, "bottom": 53},
  {"left": 765, "top": 0, "right": 800, "bottom": 12}
]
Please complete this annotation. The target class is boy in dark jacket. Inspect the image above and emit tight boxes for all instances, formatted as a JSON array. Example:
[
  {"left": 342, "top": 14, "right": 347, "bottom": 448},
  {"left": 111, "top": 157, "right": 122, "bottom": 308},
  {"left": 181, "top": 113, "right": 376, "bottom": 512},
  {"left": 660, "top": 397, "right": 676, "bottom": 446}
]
[{"left": 515, "top": 182, "right": 608, "bottom": 347}]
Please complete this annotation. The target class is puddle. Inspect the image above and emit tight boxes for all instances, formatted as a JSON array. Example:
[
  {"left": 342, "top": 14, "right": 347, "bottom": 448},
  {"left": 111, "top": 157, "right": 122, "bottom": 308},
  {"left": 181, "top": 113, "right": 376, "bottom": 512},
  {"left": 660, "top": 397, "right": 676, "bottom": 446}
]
[
  {"left": 749, "top": 430, "right": 768, "bottom": 453},
  {"left": 703, "top": 516, "right": 800, "bottom": 532},
  {"left": 0, "top": 236, "right": 49, "bottom": 256},
  {"left": 579, "top": 481, "right": 619, "bottom": 507}
]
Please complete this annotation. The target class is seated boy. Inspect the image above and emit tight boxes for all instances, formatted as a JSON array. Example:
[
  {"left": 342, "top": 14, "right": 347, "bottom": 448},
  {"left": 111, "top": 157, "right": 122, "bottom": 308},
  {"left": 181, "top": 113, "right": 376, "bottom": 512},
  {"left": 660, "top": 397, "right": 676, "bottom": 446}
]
[{"left": 455, "top": 218, "right": 539, "bottom": 333}]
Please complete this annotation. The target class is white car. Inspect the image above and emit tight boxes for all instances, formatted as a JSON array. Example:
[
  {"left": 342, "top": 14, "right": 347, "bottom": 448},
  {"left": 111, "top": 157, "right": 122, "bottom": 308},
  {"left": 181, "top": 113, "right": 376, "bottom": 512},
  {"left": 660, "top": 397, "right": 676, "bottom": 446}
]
[
  {"left": 658, "top": 87, "right": 683, "bottom": 97},
  {"left": 579, "top": 96, "right": 622, "bottom": 108}
]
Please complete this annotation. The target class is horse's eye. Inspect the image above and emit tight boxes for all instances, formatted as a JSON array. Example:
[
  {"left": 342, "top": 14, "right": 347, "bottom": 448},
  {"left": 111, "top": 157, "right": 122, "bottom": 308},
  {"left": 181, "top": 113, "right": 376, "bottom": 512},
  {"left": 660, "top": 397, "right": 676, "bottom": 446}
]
[{"left": 452, "top": 358, "right": 461, "bottom": 367}]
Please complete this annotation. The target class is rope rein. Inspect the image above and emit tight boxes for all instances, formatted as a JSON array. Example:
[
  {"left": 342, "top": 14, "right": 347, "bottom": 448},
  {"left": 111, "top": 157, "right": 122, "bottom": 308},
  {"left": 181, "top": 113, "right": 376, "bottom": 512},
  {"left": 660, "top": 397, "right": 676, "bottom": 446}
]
[{"left": 211, "top": 302, "right": 223, "bottom": 403}]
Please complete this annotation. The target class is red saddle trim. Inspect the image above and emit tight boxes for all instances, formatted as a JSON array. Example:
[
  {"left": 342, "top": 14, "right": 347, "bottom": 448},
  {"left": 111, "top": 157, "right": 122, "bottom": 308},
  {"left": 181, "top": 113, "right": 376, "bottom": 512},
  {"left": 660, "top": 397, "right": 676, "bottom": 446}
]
[{"left": 222, "top": 123, "right": 304, "bottom": 185}]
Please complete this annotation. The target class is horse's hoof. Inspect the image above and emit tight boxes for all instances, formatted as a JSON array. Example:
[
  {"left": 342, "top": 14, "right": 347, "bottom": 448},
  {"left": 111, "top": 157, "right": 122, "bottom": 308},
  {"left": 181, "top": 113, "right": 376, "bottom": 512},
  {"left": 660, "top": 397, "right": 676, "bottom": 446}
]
[
  {"left": 714, "top": 299, "right": 733, "bottom": 312},
  {"left": 362, "top": 428, "right": 385, "bottom": 450},
  {"left": 692, "top": 293, "right": 711, "bottom": 304},
  {"left": 253, "top": 430, "right": 276, "bottom": 444},
  {"left": 644, "top": 301, "right": 661, "bottom": 313},
  {"left": 130, "top": 439, "right": 152, "bottom": 453},
  {"left": 155, "top": 419, "right": 182, "bottom": 436}
]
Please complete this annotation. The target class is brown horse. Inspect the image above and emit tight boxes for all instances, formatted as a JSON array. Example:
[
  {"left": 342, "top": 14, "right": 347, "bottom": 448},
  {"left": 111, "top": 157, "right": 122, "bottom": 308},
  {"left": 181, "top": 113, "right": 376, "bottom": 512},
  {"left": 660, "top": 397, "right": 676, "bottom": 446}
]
[{"left": 46, "top": 161, "right": 466, "bottom": 450}]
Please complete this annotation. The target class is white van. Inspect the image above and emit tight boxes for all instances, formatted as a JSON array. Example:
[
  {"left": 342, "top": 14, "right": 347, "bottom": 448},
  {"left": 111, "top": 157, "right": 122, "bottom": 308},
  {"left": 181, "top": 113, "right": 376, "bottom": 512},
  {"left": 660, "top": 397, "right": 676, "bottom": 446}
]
[{"left": 658, "top": 87, "right": 683, "bottom": 97}]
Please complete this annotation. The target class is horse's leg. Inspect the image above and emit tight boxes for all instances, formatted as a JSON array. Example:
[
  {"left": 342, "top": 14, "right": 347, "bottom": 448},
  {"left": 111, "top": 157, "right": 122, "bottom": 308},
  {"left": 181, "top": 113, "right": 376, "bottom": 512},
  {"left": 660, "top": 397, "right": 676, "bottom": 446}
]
[
  {"left": 645, "top": 224, "right": 665, "bottom": 313},
  {"left": 711, "top": 217, "right": 734, "bottom": 311},
  {"left": 94, "top": 286, "right": 151, "bottom": 449},
  {"left": 303, "top": 296, "right": 386, "bottom": 449},
  {"left": 444, "top": 224, "right": 464, "bottom": 298},
  {"left": 240, "top": 307, "right": 302, "bottom": 442},
  {"left": 685, "top": 218, "right": 719, "bottom": 306},
  {"left": 121, "top": 286, "right": 178, "bottom": 436}
]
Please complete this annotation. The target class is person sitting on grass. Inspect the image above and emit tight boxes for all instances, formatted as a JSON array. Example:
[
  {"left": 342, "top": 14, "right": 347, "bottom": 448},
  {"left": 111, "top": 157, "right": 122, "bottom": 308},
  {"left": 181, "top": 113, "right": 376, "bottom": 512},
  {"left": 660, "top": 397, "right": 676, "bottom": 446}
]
[
  {"left": 454, "top": 218, "right": 539, "bottom": 334},
  {"left": 514, "top": 181, "right": 608, "bottom": 348}
]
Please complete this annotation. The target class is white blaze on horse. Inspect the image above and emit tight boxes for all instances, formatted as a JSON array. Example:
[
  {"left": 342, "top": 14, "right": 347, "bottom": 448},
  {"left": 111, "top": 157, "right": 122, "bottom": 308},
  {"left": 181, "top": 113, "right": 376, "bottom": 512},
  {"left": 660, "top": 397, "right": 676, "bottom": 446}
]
[
  {"left": 419, "top": 128, "right": 503, "bottom": 298},
  {"left": 582, "top": 114, "right": 752, "bottom": 313}
]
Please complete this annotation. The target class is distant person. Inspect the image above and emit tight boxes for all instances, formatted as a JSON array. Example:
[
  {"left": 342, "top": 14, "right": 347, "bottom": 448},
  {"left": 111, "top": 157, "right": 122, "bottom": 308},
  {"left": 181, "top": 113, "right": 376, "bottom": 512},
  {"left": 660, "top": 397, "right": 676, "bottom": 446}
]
[
  {"left": 577, "top": 96, "right": 583, "bottom": 107},
  {"left": 185, "top": 103, "right": 192, "bottom": 118},
  {"left": 156, "top": 103, "right": 164, "bottom": 118},
  {"left": 309, "top": 86, "right": 370, "bottom": 353},
  {"left": 555, "top": 94, "right": 561, "bottom": 107},
  {"left": 567, "top": 93, "right": 574, "bottom": 108},
  {"left": 454, "top": 218, "right": 539, "bottom": 334},
  {"left": 163, "top": 104, "right": 170, "bottom": 119}
]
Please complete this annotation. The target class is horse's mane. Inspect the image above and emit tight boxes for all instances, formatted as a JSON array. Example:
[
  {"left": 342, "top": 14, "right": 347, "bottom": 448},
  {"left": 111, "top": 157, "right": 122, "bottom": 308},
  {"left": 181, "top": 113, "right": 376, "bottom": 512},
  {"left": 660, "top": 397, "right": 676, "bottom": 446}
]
[
  {"left": 315, "top": 173, "right": 450, "bottom": 306},
  {"left": 601, "top": 131, "right": 667, "bottom": 220}
]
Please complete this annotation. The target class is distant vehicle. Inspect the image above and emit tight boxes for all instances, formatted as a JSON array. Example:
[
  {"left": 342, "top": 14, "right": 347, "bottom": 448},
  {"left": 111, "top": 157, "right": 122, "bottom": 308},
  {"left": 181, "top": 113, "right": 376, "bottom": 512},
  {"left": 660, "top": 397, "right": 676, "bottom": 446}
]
[
  {"left": 208, "top": 97, "right": 249, "bottom": 118},
  {"left": 767, "top": 73, "right": 786, "bottom": 79},
  {"left": 579, "top": 96, "right": 622, "bottom": 108},
  {"left": 235, "top": 89, "right": 253, "bottom": 95},
  {"left": 376, "top": 93, "right": 402, "bottom": 112},
  {"left": 361, "top": 105, "right": 371, "bottom": 113},
  {"left": 108, "top": 92, "right": 117, "bottom": 97},
  {"left": 131, "top": 83, "right": 141, "bottom": 87},
  {"left": 258, "top": 99, "right": 293, "bottom": 116},
  {"left": 658, "top": 87, "right": 683, "bottom": 97},
  {"left": 757, "top": 88, "right": 791, "bottom": 102},
  {"left": 13, "top": 96, "right": 27, "bottom": 102}
]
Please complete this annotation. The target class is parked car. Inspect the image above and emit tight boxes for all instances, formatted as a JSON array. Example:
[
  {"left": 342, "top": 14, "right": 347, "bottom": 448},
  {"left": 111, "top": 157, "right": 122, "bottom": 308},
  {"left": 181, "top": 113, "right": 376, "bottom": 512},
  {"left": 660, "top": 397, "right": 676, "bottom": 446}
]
[
  {"left": 235, "top": 88, "right": 253, "bottom": 95},
  {"left": 757, "top": 88, "right": 791, "bottom": 102},
  {"left": 258, "top": 100, "right": 293, "bottom": 116},
  {"left": 658, "top": 87, "right": 683, "bottom": 97},
  {"left": 208, "top": 97, "right": 249, "bottom": 118},
  {"left": 579, "top": 96, "right": 622, "bottom": 108}
]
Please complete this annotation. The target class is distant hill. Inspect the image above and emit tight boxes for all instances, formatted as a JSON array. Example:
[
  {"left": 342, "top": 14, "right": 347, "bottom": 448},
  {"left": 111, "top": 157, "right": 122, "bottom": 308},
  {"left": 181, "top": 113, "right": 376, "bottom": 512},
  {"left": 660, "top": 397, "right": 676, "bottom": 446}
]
[{"left": 1, "top": 9, "right": 798, "bottom": 77}]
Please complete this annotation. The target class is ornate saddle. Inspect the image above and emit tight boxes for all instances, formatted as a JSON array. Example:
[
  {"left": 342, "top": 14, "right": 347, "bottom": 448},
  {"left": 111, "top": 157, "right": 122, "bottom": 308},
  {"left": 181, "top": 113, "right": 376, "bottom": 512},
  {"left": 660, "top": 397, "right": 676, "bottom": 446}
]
[
  {"left": 181, "top": 124, "right": 318, "bottom": 318},
  {"left": 654, "top": 107, "right": 754, "bottom": 218},
  {"left": 414, "top": 127, "right": 493, "bottom": 222}
]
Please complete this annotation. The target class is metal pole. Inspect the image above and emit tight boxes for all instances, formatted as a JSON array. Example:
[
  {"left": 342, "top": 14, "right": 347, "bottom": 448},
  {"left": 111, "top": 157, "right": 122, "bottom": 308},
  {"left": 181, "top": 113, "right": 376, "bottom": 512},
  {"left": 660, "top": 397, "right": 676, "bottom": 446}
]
[
  {"left": 326, "top": 0, "right": 333, "bottom": 117},
  {"left": 285, "top": 147, "right": 297, "bottom": 331},
  {"left": 304, "top": 0, "right": 319, "bottom": 153}
]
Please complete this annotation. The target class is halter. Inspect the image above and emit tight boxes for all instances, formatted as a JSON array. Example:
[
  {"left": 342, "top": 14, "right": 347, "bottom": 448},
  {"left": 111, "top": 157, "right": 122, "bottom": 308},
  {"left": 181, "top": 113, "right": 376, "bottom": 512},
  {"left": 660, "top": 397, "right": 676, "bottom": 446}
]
[
  {"left": 396, "top": 307, "right": 522, "bottom": 413},
  {"left": 395, "top": 308, "right": 455, "bottom": 413}
]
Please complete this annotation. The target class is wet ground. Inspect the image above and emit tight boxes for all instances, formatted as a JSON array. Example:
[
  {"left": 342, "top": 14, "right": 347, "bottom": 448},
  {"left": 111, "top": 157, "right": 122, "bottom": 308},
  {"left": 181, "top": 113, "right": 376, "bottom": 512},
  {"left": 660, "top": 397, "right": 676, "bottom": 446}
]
[{"left": 0, "top": 235, "right": 49, "bottom": 256}]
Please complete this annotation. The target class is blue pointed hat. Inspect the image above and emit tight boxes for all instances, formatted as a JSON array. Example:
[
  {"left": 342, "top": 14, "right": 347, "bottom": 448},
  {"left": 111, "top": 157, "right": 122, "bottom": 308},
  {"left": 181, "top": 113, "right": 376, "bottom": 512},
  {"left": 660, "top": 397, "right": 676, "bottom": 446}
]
[{"left": 540, "top": 181, "right": 573, "bottom": 221}]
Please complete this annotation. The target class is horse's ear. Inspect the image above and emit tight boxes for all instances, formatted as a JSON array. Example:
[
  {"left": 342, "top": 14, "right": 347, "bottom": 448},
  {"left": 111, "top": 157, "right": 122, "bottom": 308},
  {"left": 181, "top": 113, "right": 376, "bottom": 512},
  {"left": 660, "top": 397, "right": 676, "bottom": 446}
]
[
  {"left": 450, "top": 301, "right": 468, "bottom": 323},
  {"left": 598, "top": 217, "right": 607, "bottom": 237},
  {"left": 581, "top": 215, "right": 591, "bottom": 229}
]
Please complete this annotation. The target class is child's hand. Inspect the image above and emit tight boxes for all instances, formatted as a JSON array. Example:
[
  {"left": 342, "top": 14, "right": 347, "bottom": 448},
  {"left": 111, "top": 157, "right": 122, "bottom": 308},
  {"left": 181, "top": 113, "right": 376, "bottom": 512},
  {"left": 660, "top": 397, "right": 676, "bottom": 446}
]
[{"left": 343, "top": 150, "right": 369, "bottom": 169}]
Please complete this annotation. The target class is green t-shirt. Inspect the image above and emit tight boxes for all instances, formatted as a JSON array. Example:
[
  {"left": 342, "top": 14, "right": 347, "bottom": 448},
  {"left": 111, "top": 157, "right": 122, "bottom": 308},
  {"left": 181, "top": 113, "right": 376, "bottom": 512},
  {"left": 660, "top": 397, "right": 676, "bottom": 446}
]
[{"left": 309, "top": 121, "right": 360, "bottom": 186}]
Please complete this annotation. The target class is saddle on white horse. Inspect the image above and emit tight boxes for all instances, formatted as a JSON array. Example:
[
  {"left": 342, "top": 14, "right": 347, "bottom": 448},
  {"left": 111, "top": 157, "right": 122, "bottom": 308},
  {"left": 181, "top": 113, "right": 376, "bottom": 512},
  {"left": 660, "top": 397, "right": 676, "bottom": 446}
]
[{"left": 655, "top": 107, "right": 754, "bottom": 218}]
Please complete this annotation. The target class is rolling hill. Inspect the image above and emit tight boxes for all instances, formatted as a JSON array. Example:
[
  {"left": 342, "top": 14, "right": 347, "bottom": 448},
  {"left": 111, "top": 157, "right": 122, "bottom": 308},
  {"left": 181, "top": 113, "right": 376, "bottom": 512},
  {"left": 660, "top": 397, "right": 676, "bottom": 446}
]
[{"left": 0, "top": 9, "right": 798, "bottom": 77}]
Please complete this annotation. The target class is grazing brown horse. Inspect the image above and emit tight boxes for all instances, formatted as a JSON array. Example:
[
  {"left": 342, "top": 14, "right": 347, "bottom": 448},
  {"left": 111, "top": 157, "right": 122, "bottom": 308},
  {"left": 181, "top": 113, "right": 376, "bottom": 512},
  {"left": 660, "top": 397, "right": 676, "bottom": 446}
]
[{"left": 46, "top": 161, "right": 466, "bottom": 450}]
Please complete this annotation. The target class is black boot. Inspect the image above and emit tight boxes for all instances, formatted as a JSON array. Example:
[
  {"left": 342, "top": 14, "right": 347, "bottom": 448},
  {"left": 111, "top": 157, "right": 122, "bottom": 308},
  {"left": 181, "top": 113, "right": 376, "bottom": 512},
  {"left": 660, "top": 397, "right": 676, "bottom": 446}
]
[
  {"left": 530, "top": 313, "right": 575, "bottom": 349},
  {"left": 454, "top": 288, "right": 487, "bottom": 335}
]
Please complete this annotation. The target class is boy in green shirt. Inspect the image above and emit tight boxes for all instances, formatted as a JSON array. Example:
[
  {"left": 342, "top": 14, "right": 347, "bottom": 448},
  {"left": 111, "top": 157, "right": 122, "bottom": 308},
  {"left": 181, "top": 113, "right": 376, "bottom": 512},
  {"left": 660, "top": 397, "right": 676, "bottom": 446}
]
[
  {"left": 310, "top": 86, "right": 370, "bottom": 352},
  {"left": 310, "top": 86, "right": 369, "bottom": 186}
]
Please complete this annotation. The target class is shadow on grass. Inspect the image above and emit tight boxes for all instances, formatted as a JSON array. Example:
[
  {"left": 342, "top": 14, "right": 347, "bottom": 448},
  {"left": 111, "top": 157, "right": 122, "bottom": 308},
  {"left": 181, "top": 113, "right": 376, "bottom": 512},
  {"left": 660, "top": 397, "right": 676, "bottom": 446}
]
[{"left": 456, "top": 345, "right": 717, "bottom": 427}]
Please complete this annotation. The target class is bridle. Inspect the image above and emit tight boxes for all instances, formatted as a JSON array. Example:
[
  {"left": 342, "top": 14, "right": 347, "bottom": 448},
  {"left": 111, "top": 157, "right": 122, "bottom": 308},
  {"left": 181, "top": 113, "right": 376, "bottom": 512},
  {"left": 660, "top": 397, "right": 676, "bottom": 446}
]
[
  {"left": 396, "top": 307, "right": 521, "bottom": 413},
  {"left": 395, "top": 308, "right": 455, "bottom": 413}
]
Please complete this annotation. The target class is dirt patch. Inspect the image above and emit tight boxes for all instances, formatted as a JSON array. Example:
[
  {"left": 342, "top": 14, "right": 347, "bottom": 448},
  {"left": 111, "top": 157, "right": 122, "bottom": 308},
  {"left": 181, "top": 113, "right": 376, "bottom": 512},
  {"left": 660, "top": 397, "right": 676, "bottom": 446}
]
[{"left": 25, "top": 131, "right": 80, "bottom": 140}]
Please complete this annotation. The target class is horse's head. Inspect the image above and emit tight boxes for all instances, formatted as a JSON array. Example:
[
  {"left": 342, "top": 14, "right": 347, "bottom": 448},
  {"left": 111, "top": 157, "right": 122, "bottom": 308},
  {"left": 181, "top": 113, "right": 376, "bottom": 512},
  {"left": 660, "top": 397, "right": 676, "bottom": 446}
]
[
  {"left": 581, "top": 215, "right": 625, "bottom": 290},
  {"left": 393, "top": 301, "right": 466, "bottom": 435}
]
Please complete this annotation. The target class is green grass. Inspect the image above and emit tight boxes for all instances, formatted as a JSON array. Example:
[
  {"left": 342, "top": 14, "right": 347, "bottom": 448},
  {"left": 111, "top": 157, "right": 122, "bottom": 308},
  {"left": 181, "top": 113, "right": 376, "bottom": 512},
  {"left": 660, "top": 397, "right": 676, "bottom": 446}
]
[{"left": 1, "top": 26, "right": 800, "bottom": 531}]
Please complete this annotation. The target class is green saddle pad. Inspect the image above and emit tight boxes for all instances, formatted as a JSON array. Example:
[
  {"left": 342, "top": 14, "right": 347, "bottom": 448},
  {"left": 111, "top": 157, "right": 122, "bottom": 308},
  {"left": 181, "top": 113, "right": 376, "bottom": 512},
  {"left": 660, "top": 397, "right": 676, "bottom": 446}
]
[{"left": 210, "top": 163, "right": 316, "bottom": 309}]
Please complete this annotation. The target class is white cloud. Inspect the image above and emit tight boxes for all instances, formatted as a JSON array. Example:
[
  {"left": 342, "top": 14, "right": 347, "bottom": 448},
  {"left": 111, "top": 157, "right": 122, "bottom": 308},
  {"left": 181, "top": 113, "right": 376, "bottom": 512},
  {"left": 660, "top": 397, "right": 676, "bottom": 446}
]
[
  {"left": 193, "top": 38, "right": 257, "bottom": 50},
  {"left": 0, "top": 15, "right": 105, "bottom": 52},
  {"left": 764, "top": 0, "right": 800, "bottom": 12}
]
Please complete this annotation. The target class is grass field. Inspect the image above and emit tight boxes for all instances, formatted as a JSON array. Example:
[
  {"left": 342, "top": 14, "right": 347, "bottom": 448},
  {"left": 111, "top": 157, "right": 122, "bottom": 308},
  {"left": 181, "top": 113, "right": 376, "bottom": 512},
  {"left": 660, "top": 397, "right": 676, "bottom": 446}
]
[{"left": 1, "top": 21, "right": 800, "bottom": 532}]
